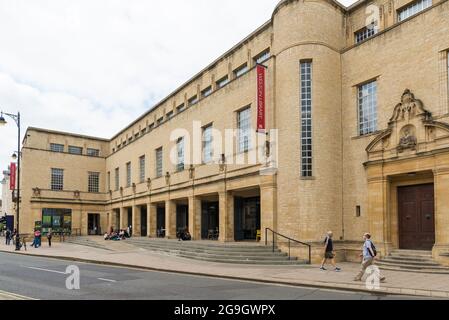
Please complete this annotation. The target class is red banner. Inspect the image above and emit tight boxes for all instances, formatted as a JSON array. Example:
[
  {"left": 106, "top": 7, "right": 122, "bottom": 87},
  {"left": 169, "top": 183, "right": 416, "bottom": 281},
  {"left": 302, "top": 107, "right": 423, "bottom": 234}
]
[
  {"left": 257, "top": 65, "right": 266, "bottom": 133},
  {"left": 10, "top": 162, "right": 16, "bottom": 191}
]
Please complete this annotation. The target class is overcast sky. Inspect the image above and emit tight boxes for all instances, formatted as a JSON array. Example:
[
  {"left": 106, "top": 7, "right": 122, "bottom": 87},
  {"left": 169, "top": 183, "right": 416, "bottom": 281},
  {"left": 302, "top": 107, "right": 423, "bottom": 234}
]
[{"left": 0, "top": 0, "right": 355, "bottom": 192}]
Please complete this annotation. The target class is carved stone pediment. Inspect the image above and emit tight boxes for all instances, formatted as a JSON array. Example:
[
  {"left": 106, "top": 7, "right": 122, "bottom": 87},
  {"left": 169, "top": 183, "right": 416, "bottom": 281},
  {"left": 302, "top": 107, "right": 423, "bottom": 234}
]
[{"left": 366, "top": 89, "right": 449, "bottom": 162}]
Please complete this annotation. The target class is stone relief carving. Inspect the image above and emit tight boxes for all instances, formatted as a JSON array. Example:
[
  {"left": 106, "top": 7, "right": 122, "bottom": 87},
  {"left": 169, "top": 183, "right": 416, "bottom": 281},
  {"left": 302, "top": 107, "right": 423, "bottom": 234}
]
[
  {"left": 366, "top": 89, "right": 449, "bottom": 160},
  {"left": 397, "top": 125, "right": 417, "bottom": 152},
  {"left": 389, "top": 89, "right": 431, "bottom": 123}
]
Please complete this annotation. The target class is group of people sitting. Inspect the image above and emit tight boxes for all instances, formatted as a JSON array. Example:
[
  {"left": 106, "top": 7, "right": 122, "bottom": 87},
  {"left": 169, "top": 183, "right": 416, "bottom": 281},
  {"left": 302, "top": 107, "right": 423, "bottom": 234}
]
[
  {"left": 177, "top": 229, "right": 192, "bottom": 241},
  {"left": 104, "top": 227, "right": 131, "bottom": 241}
]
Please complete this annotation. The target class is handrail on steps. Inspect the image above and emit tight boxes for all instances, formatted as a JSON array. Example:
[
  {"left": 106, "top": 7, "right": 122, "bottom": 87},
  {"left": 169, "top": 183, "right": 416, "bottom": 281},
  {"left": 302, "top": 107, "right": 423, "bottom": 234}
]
[{"left": 265, "top": 228, "right": 312, "bottom": 265}]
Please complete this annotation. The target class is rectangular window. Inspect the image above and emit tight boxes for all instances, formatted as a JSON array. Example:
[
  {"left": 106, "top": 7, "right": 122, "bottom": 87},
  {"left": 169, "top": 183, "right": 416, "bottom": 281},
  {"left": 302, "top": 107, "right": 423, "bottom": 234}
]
[
  {"left": 149, "top": 123, "right": 155, "bottom": 131},
  {"left": 201, "top": 86, "right": 212, "bottom": 98},
  {"left": 141, "top": 127, "right": 147, "bottom": 135},
  {"left": 87, "top": 148, "right": 100, "bottom": 157},
  {"left": 107, "top": 171, "right": 111, "bottom": 191},
  {"left": 139, "top": 155, "right": 146, "bottom": 183},
  {"left": 216, "top": 76, "right": 229, "bottom": 88},
  {"left": 355, "top": 24, "right": 377, "bottom": 44},
  {"left": 237, "top": 107, "right": 252, "bottom": 153},
  {"left": 177, "top": 103, "right": 185, "bottom": 113},
  {"left": 166, "top": 111, "right": 174, "bottom": 119},
  {"left": 156, "top": 148, "right": 163, "bottom": 178},
  {"left": 358, "top": 80, "right": 378, "bottom": 136},
  {"left": 88, "top": 172, "right": 100, "bottom": 193},
  {"left": 188, "top": 95, "right": 199, "bottom": 106},
  {"left": 202, "top": 125, "right": 213, "bottom": 164},
  {"left": 126, "top": 162, "right": 131, "bottom": 187},
  {"left": 234, "top": 64, "right": 248, "bottom": 78},
  {"left": 68, "top": 146, "right": 83, "bottom": 155},
  {"left": 255, "top": 49, "right": 270, "bottom": 64},
  {"left": 115, "top": 168, "right": 119, "bottom": 191},
  {"left": 301, "top": 61, "right": 313, "bottom": 177},
  {"left": 51, "top": 168, "right": 64, "bottom": 191},
  {"left": 398, "top": 0, "right": 432, "bottom": 22},
  {"left": 177, "top": 138, "right": 185, "bottom": 172},
  {"left": 50, "top": 143, "right": 64, "bottom": 153},
  {"left": 157, "top": 117, "right": 164, "bottom": 125}
]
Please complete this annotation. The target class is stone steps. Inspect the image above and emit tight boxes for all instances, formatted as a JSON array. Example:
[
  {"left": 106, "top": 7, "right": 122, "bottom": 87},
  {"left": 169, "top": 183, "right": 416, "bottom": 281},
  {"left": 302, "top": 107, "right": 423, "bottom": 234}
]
[
  {"left": 125, "top": 238, "right": 307, "bottom": 265},
  {"left": 378, "top": 250, "right": 449, "bottom": 274}
]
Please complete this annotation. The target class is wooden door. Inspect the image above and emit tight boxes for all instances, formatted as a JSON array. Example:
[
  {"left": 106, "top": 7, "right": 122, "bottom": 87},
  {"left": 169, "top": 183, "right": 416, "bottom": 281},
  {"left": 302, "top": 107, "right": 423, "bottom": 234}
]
[{"left": 398, "top": 184, "right": 435, "bottom": 250}]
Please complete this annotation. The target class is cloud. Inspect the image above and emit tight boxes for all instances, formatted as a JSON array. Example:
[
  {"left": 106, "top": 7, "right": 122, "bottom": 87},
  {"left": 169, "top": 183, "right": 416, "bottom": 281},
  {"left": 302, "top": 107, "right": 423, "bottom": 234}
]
[{"left": 0, "top": 0, "right": 356, "bottom": 195}]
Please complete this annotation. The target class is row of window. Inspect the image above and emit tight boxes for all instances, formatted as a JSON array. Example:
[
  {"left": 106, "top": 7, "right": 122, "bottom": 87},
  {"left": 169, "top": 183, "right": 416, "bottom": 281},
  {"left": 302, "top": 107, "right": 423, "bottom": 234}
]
[
  {"left": 50, "top": 143, "right": 100, "bottom": 157},
  {"left": 109, "top": 107, "right": 252, "bottom": 191},
  {"left": 113, "top": 49, "right": 270, "bottom": 153},
  {"left": 50, "top": 169, "right": 100, "bottom": 193},
  {"left": 355, "top": 0, "right": 432, "bottom": 44}
]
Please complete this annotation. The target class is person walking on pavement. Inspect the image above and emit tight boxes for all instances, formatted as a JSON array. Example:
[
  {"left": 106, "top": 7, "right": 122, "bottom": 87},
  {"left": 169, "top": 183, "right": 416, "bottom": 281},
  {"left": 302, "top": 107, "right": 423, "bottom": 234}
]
[
  {"left": 5, "top": 228, "right": 11, "bottom": 245},
  {"left": 320, "top": 231, "right": 341, "bottom": 272},
  {"left": 47, "top": 229, "right": 53, "bottom": 247},
  {"left": 354, "top": 233, "right": 386, "bottom": 282}
]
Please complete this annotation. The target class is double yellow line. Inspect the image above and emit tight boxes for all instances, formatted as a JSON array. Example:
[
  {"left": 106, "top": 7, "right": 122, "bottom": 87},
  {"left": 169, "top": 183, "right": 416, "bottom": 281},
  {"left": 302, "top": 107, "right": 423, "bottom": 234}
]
[{"left": 0, "top": 290, "right": 36, "bottom": 300}]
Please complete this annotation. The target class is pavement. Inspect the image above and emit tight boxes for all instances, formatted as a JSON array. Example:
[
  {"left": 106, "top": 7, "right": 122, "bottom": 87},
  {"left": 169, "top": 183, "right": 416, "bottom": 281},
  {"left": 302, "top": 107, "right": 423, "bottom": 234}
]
[{"left": 0, "top": 237, "right": 448, "bottom": 299}]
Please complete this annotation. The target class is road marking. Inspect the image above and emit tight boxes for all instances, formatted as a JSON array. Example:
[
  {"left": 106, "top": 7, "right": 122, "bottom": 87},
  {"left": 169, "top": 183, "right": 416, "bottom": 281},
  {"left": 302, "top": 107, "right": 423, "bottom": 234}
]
[
  {"left": 0, "top": 290, "right": 36, "bottom": 300},
  {"left": 25, "top": 266, "right": 67, "bottom": 275},
  {"left": 98, "top": 278, "right": 117, "bottom": 283}
]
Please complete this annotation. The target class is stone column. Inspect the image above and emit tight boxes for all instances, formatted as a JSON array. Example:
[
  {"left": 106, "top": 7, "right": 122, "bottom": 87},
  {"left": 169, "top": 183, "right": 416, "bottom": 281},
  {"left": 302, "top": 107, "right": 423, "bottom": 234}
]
[
  {"left": 147, "top": 203, "right": 157, "bottom": 238},
  {"left": 260, "top": 183, "right": 277, "bottom": 243},
  {"left": 367, "top": 174, "right": 390, "bottom": 255},
  {"left": 80, "top": 211, "right": 88, "bottom": 236},
  {"left": 119, "top": 207, "right": 127, "bottom": 230},
  {"left": 132, "top": 205, "right": 141, "bottom": 237},
  {"left": 219, "top": 191, "right": 234, "bottom": 242},
  {"left": 433, "top": 168, "right": 449, "bottom": 264},
  {"left": 165, "top": 200, "right": 177, "bottom": 239},
  {"left": 188, "top": 196, "right": 202, "bottom": 240}
]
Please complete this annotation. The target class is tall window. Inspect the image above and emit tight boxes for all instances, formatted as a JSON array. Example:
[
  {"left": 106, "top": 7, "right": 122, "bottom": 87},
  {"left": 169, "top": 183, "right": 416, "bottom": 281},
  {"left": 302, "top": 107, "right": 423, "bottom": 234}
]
[
  {"left": 398, "top": 0, "right": 432, "bottom": 22},
  {"left": 237, "top": 107, "right": 251, "bottom": 153},
  {"left": 300, "top": 61, "right": 313, "bottom": 177},
  {"left": 88, "top": 172, "right": 100, "bottom": 193},
  {"left": 50, "top": 143, "right": 64, "bottom": 153},
  {"left": 156, "top": 147, "right": 163, "bottom": 178},
  {"left": 126, "top": 162, "right": 131, "bottom": 187},
  {"left": 87, "top": 148, "right": 100, "bottom": 157},
  {"left": 107, "top": 171, "right": 111, "bottom": 191},
  {"left": 68, "top": 146, "right": 83, "bottom": 155},
  {"left": 51, "top": 168, "right": 64, "bottom": 191},
  {"left": 139, "top": 155, "right": 146, "bottom": 183},
  {"left": 115, "top": 168, "right": 119, "bottom": 191},
  {"left": 358, "top": 81, "right": 378, "bottom": 136},
  {"left": 177, "top": 138, "right": 185, "bottom": 172},
  {"left": 202, "top": 125, "right": 213, "bottom": 164}
]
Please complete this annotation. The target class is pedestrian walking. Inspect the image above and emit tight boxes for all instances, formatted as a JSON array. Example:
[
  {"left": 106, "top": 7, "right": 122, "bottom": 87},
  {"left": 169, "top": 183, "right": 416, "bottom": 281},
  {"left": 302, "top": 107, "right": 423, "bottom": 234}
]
[
  {"left": 47, "top": 229, "right": 53, "bottom": 247},
  {"left": 5, "top": 228, "right": 11, "bottom": 245},
  {"left": 320, "top": 231, "right": 341, "bottom": 271},
  {"left": 354, "top": 233, "right": 386, "bottom": 282}
]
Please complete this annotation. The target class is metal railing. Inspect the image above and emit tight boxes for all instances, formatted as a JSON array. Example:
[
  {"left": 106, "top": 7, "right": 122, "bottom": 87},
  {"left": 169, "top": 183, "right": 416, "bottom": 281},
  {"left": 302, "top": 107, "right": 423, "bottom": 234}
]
[{"left": 265, "top": 228, "right": 312, "bottom": 264}]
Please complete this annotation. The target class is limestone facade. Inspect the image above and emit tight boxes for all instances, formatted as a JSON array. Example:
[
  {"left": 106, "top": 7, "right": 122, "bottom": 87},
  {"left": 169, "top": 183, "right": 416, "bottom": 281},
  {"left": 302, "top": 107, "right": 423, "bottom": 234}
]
[{"left": 18, "top": 0, "right": 449, "bottom": 264}]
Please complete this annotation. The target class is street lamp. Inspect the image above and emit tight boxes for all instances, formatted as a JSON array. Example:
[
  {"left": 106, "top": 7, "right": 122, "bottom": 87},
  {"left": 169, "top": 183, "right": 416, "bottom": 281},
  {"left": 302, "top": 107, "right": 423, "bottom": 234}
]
[{"left": 0, "top": 111, "right": 21, "bottom": 251}]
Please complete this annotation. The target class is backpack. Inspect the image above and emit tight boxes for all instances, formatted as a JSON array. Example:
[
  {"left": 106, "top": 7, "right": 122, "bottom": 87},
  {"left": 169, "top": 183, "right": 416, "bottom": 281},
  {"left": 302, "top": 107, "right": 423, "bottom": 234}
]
[{"left": 370, "top": 241, "right": 377, "bottom": 257}]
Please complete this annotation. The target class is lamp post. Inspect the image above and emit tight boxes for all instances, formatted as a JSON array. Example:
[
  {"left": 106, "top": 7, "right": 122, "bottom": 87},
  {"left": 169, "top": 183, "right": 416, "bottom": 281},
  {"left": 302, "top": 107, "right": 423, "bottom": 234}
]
[{"left": 0, "top": 111, "right": 21, "bottom": 251}]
